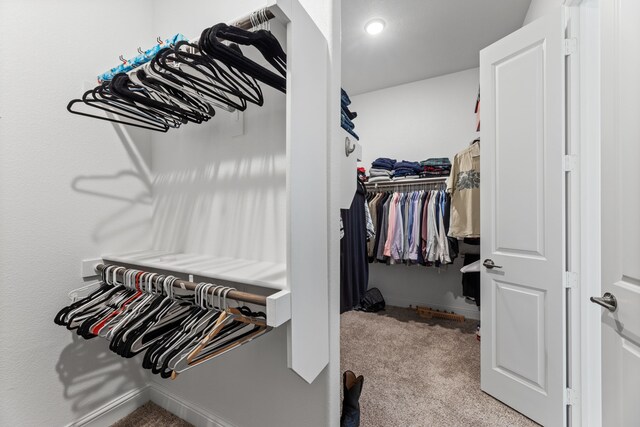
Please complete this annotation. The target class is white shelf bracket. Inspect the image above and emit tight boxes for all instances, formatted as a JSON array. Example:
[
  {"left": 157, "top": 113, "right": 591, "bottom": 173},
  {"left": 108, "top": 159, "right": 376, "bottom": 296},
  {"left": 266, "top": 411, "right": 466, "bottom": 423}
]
[
  {"left": 266, "top": 290, "right": 291, "bottom": 327},
  {"left": 81, "top": 258, "right": 103, "bottom": 278}
]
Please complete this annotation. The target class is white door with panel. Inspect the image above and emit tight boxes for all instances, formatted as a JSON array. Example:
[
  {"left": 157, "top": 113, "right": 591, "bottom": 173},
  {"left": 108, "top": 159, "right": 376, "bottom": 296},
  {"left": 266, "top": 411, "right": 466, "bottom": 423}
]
[
  {"left": 596, "top": 0, "right": 640, "bottom": 426},
  {"left": 480, "top": 9, "right": 566, "bottom": 427}
]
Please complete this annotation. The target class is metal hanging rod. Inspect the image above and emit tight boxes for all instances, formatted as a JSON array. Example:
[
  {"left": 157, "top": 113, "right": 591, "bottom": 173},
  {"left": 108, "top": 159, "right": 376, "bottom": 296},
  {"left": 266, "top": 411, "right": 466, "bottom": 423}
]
[
  {"left": 230, "top": 7, "right": 276, "bottom": 30},
  {"left": 108, "top": 7, "right": 277, "bottom": 81},
  {"left": 95, "top": 263, "right": 267, "bottom": 306},
  {"left": 189, "top": 7, "right": 276, "bottom": 44},
  {"left": 365, "top": 176, "right": 448, "bottom": 190}
]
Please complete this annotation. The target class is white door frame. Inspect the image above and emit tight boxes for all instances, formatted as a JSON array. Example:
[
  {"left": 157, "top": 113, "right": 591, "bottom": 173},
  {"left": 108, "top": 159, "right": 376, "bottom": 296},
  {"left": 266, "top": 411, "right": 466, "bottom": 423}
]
[{"left": 565, "top": 0, "right": 602, "bottom": 425}]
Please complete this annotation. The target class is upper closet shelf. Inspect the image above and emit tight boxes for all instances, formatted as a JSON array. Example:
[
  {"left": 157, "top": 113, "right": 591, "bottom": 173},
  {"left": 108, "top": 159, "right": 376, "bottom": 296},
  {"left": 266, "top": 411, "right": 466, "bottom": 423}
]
[{"left": 101, "top": 250, "right": 287, "bottom": 291}]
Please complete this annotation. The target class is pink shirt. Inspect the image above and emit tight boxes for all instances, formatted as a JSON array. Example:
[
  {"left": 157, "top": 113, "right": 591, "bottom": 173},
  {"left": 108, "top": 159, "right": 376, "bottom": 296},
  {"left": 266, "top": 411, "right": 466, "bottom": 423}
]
[{"left": 383, "top": 193, "right": 398, "bottom": 257}]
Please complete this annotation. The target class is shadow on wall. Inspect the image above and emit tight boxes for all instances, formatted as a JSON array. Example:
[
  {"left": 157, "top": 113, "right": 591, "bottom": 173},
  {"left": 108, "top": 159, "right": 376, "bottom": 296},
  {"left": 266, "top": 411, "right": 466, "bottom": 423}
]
[
  {"left": 56, "top": 334, "right": 145, "bottom": 415},
  {"left": 70, "top": 123, "right": 153, "bottom": 246},
  {"left": 151, "top": 157, "right": 286, "bottom": 263},
  {"left": 150, "top": 87, "right": 287, "bottom": 264}
]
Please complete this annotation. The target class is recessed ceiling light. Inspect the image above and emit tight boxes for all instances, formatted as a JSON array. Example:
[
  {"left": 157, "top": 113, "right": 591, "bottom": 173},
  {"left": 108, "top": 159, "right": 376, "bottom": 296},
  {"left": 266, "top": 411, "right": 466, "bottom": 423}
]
[{"left": 365, "top": 19, "right": 385, "bottom": 36}]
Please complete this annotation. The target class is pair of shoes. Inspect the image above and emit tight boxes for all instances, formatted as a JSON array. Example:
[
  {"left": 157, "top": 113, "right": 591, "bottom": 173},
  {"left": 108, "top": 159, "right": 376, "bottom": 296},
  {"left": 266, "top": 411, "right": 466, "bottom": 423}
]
[{"left": 341, "top": 371, "right": 364, "bottom": 427}]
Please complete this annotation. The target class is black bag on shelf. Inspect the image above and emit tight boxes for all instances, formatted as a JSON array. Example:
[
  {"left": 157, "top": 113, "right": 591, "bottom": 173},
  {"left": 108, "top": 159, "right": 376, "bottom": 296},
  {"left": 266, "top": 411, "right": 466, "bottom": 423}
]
[{"left": 357, "top": 288, "right": 385, "bottom": 313}]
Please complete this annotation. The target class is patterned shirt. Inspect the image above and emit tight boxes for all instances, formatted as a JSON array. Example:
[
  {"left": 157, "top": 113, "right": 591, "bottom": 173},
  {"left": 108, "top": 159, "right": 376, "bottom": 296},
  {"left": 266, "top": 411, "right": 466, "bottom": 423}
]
[{"left": 446, "top": 142, "right": 480, "bottom": 238}]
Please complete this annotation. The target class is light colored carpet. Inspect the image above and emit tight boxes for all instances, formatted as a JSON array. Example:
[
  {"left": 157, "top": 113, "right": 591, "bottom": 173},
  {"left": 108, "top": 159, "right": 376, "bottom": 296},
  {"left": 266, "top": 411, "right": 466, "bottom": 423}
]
[
  {"left": 341, "top": 306, "right": 540, "bottom": 427},
  {"left": 111, "top": 402, "right": 192, "bottom": 427}
]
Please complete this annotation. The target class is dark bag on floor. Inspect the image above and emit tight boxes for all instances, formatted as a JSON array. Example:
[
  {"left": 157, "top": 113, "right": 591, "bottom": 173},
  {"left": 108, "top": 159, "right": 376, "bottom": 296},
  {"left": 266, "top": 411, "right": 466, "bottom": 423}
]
[{"left": 357, "top": 288, "right": 385, "bottom": 312}]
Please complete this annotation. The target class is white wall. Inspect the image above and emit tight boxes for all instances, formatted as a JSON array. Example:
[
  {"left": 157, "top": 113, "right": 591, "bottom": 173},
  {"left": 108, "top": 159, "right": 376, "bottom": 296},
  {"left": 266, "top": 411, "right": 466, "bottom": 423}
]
[
  {"left": 350, "top": 68, "right": 481, "bottom": 319},
  {"left": 0, "top": 1, "right": 155, "bottom": 426},
  {"left": 524, "top": 0, "right": 561, "bottom": 24},
  {"left": 353, "top": 68, "right": 479, "bottom": 168}
]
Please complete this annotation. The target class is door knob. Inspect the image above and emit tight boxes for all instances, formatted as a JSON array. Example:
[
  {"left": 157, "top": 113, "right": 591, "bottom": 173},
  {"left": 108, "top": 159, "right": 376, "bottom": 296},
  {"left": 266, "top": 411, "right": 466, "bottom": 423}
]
[
  {"left": 590, "top": 292, "right": 617, "bottom": 312},
  {"left": 483, "top": 259, "right": 503, "bottom": 269}
]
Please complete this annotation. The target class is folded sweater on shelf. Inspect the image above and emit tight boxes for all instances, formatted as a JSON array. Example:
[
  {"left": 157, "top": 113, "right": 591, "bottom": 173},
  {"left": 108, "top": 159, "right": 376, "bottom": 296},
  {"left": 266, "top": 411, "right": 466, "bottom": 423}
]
[
  {"left": 370, "top": 168, "right": 393, "bottom": 177},
  {"left": 368, "top": 176, "right": 392, "bottom": 183}
]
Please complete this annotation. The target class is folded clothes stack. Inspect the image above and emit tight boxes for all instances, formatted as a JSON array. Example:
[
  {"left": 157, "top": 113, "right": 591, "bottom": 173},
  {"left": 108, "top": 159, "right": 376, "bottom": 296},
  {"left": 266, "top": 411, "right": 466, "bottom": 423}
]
[
  {"left": 371, "top": 157, "right": 396, "bottom": 170},
  {"left": 341, "top": 88, "right": 359, "bottom": 140},
  {"left": 368, "top": 169, "right": 392, "bottom": 183},
  {"left": 368, "top": 158, "right": 395, "bottom": 183},
  {"left": 392, "top": 160, "right": 422, "bottom": 180},
  {"left": 419, "top": 157, "right": 451, "bottom": 177},
  {"left": 370, "top": 168, "right": 393, "bottom": 177}
]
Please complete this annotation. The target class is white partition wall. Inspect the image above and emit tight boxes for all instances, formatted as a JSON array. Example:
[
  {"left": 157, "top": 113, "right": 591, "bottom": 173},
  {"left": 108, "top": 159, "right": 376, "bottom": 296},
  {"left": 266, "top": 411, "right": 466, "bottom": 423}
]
[
  {"left": 284, "top": 0, "right": 330, "bottom": 383},
  {"left": 142, "top": 1, "right": 337, "bottom": 425}
]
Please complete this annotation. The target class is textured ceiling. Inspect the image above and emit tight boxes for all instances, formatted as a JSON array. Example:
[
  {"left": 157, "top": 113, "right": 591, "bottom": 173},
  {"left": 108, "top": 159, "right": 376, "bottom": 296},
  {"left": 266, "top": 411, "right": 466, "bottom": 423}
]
[{"left": 342, "top": 0, "right": 531, "bottom": 95}]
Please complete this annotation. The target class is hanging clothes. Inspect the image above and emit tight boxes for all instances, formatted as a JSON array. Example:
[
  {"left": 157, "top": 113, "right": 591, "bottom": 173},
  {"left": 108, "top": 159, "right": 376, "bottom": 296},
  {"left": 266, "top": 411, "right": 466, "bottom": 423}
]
[
  {"left": 367, "top": 187, "right": 454, "bottom": 267},
  {"left": 340, "top": 180, "right": 369, "bottom": 313},
  {"left": 447, "top": 141, "right": 480, "bottom": 238}
]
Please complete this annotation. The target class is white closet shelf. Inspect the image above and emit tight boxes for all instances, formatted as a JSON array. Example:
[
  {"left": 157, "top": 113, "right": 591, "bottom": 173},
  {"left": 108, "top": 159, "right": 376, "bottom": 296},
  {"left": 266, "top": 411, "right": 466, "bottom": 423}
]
[{"left": 101, "top": 250, "right": 287, "bottom": 291}]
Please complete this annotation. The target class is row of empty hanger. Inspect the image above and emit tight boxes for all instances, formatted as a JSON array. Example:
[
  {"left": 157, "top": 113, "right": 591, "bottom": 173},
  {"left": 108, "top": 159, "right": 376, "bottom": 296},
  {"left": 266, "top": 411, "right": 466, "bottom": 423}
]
[
  {"left": 67, "top": 9, "right": 285, "bottom": 132},
  {"left": 54, "top": 265, "right": 272, "bottom": 379}
]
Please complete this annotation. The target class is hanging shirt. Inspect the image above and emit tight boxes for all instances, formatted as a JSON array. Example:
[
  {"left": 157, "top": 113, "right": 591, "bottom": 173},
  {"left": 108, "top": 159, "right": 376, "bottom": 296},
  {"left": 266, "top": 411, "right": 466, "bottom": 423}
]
[
  {"left": 405, "top": 192, "right": 415, "bottom": 261},
  {"left": 426, "top": 191, "right": 439, "bottom": 262},
  {"left": 383, "top": 193, "right": 398, "bottom": 258},
  {"left": 367, "top": 193, "right": 382, "bottom": 258},
  {"left": 421, "top": 191, "right": 431, "bottom": 262},
  {"left": 402, "top": 192, "right": 412, "bottom": 261},
  {"left": 408, "top": 191, "right": 423, "bottom": 262},
  {"left": 447, "top": 142, "right": 480, "bottom": 238},
  {"left": 364, "top": 200, "right": 375, "bottom": 240},
  {"left": 377, "top": 195, "right": 391, "bottom": 261},
  {"left": 437, "top": 191, "right": 451, "bottom": 264},
  {"left": 391, "top": 194, "right": 405, "bottom": 262}
]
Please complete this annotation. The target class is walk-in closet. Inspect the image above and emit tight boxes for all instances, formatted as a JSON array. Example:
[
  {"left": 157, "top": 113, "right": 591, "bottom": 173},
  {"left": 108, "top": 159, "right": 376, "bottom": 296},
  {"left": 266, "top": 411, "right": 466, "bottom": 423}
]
[
  {"left": 338, "top": 1, "right": 531, "bottom": 424},
  {"left": 337, "top": 1, "right": 609, "bottom": 427},
  {"left": 1, "top": 0, "right": 637, "bottom": 426}
]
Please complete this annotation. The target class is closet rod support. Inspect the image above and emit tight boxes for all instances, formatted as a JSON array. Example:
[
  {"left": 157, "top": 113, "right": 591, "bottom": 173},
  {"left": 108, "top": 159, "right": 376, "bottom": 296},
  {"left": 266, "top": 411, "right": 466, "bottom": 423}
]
[{"left": 230, "top": 8, "right": 276, "bottom": 30}]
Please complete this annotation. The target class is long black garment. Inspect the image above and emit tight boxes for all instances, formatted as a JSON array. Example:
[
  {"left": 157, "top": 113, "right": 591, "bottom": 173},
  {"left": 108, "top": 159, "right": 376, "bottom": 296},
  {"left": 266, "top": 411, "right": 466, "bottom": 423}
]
[
  {"left": 370, "top": 192, "right": 389, "bottom": 263},
  {"left": 340, "top": 181, "right": 369, "bottom": 313},
  {"left": 443, "top": 193, "right": 459, "bottom": 261}
]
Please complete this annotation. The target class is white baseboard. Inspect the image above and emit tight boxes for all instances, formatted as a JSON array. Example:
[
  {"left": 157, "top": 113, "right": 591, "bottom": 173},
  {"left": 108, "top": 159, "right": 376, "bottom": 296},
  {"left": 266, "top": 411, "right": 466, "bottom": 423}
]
[
  {"left": 64, "top": 386, "right": 150, "bottom": 427},
  {"left": 149, "top": 383, "right": 237, "bottom": 427},
  {"left": 65, "top": 383, "right": 236, "bottom": 427},
  {"left": 385, "top": 297, "right": 481, "bottom": 320}
]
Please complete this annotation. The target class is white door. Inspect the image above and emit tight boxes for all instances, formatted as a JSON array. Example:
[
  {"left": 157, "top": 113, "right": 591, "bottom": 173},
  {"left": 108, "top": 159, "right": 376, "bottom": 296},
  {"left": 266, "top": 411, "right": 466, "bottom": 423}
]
[
  {"left": 596, "top": 0, "right": 640, "bottom": 425},
  {"left": 480, "top": 10, "right": 566, "bottom": 427}
]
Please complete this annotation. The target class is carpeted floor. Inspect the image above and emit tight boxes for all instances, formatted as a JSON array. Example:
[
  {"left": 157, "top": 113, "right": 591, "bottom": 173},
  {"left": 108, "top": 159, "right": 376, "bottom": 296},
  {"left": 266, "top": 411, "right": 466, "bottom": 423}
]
[
  {"left": 111, "top": 402, "right": 192, "bottom": 427},
  {"left": 341, "top": 306, "right": 540, "bottom": 427}
]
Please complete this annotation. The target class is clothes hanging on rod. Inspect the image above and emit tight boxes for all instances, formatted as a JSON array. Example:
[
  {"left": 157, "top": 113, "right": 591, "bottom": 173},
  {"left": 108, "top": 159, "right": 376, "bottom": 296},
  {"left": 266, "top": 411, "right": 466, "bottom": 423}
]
[
  {"left": 53, "top": 264, "right": 272, "bottom": 379},
  {"left": 366, "top": 181, "right": 458, "bottom": 267},
  {"left": 446, "top": 141, "right": 480, "bottom": 238}
]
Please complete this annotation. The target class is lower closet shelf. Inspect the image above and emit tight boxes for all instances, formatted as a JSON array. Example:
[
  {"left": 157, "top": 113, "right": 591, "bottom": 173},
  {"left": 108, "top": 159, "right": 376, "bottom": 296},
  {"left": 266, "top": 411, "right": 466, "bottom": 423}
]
[
  {"left": 101, "top": 250, "right": 287, "bottom": 290},
  {"left": 100, "top": 250, "right": 291, "bottom": 328}
]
